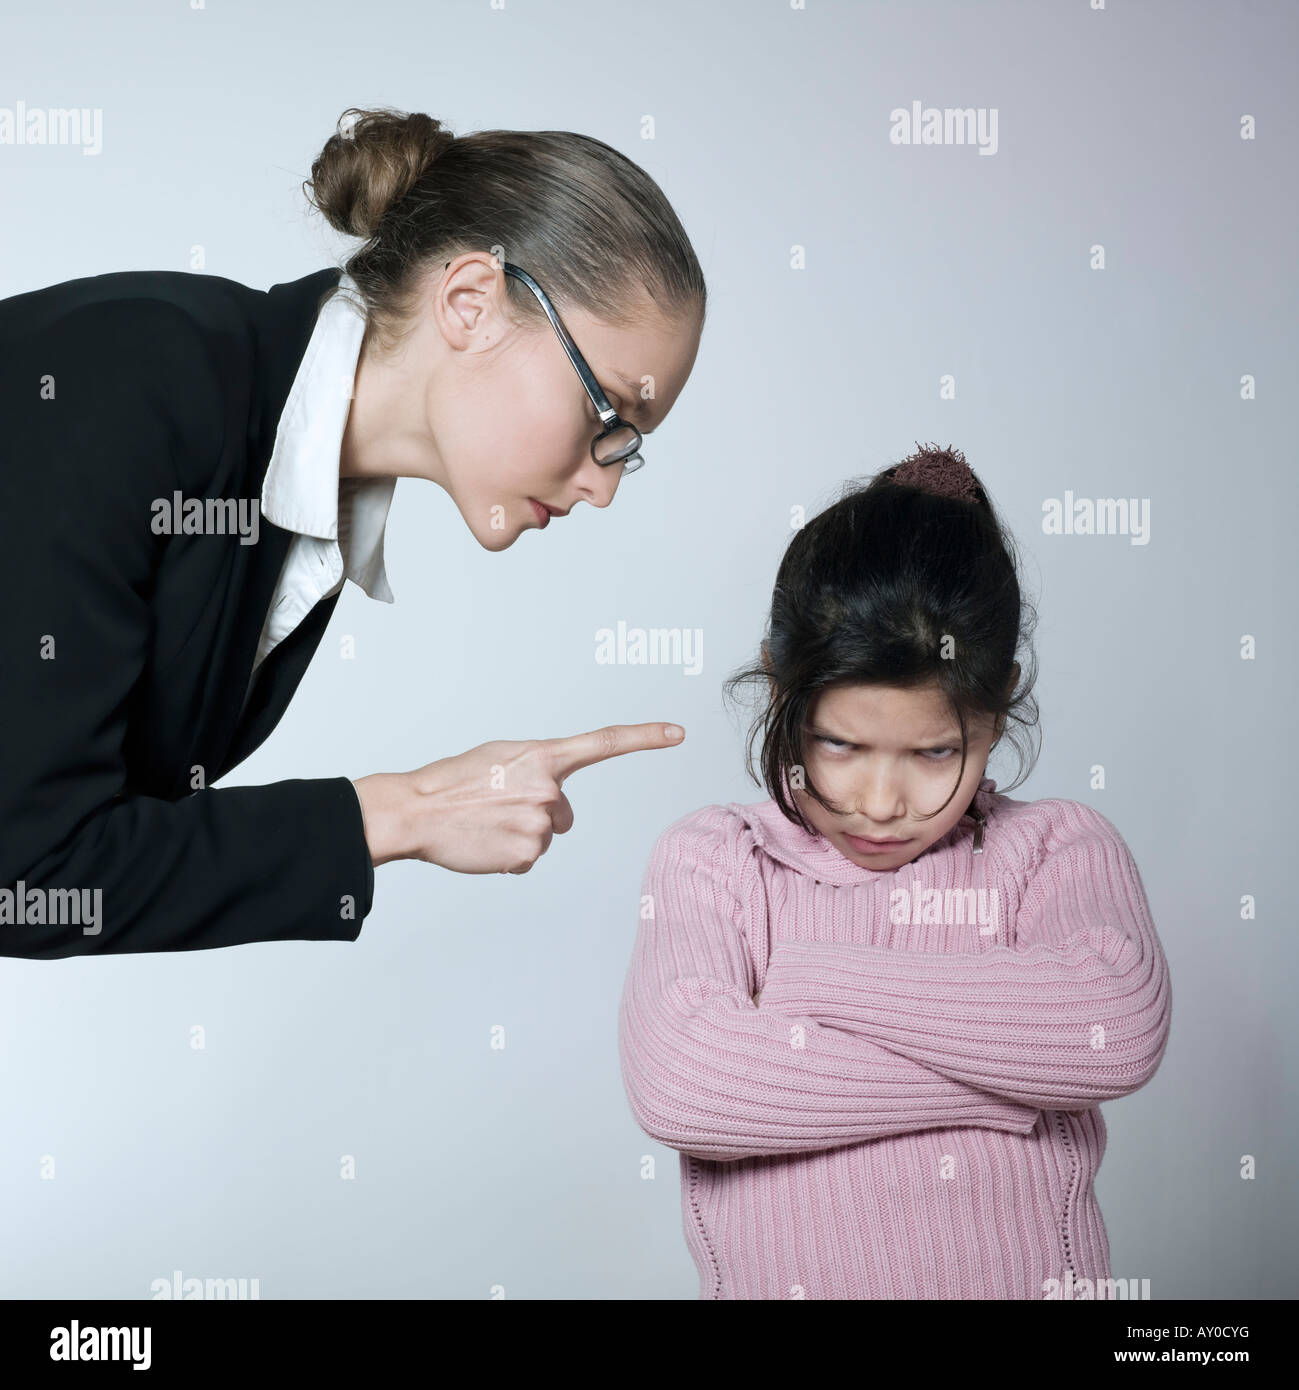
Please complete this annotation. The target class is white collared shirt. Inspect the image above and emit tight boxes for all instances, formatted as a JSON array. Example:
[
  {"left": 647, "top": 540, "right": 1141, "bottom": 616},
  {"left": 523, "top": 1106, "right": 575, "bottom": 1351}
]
[{"left": 248, "top": 271, "right": 395, "bottom": 687}]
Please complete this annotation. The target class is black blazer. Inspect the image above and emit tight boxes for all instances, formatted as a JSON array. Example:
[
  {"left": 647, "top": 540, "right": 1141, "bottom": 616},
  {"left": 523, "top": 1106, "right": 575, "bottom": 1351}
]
[{"left": 0, "top": 265, "right": 376, "bottom": 958}]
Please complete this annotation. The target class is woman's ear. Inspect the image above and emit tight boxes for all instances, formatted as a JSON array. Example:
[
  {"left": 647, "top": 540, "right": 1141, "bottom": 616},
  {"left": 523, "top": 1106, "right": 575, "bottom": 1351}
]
[{"left": 433, "top": 251, "right": 512, "bottom": 352}]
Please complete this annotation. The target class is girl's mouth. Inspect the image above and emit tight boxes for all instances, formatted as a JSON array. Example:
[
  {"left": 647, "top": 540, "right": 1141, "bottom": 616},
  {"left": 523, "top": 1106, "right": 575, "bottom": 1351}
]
[{"left": 844, "top": 832, "right": 912, "bottom": 853}]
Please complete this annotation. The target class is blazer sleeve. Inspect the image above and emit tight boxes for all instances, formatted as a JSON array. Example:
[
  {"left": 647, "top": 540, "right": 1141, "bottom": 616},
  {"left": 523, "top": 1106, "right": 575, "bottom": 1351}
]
[
  {"left": 617, "top": 805, "right": 1040, "bottom": 1163},
  {"left": 757, "top": 801, "right": 1172, "bottom": 1111},
  {"left": 0, "top": 295, "right": 374, "bottom": 958}
]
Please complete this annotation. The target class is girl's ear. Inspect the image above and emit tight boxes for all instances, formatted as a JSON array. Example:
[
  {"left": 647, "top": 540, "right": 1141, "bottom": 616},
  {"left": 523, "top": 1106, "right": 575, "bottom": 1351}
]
[{"left": 993, "top": 662, "right": 1020, "bottom": 743}]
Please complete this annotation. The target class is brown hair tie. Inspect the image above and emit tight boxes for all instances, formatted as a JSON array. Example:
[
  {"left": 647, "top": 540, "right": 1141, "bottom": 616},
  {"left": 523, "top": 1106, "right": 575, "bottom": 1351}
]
[{"left": 890, "top": 441, "right": 982, "bottom": 504}]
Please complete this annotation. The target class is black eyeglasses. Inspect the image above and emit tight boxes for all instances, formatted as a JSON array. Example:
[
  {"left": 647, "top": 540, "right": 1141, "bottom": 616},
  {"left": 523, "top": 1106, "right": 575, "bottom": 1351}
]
[{"left": 498, "top": 262, "right": 645, "bottom": 474}]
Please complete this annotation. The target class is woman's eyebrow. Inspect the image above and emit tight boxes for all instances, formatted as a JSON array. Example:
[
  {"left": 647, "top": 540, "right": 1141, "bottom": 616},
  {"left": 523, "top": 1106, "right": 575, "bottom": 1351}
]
[{"left": 614, "top": 371, "right": 655, "bottom": 430}]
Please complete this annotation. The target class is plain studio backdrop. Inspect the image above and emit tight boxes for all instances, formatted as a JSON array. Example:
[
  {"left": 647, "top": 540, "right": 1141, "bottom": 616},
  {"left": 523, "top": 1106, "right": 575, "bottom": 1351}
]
[{"left": 1, "top": 0, "right": 1295, "bottom": 1300}]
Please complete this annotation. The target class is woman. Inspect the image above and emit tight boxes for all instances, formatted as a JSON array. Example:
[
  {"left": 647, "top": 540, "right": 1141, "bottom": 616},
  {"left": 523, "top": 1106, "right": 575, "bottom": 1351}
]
[{"left": 0, "top": 107, "right": 704, "bottom": 958}]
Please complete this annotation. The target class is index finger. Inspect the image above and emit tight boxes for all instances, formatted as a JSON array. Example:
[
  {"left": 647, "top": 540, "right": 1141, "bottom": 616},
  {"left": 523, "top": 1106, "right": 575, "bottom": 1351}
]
[{"left": 543, "top": 723, "right": 685, "bottom": 783}]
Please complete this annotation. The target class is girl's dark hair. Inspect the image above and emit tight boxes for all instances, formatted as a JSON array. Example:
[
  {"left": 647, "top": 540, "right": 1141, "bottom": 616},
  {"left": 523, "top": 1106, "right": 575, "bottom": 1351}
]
[
  {"left": 303, "top": 106, "right": 707, "bottom": 353},
  {"left": 723, "top": 443, "right": 1040, "bottom": 835}
]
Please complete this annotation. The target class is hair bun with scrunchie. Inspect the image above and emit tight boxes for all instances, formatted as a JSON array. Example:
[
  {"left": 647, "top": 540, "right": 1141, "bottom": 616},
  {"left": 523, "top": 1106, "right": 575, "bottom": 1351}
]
[{"left": 888, "top": 442, "right": 983, "bottom": 504}]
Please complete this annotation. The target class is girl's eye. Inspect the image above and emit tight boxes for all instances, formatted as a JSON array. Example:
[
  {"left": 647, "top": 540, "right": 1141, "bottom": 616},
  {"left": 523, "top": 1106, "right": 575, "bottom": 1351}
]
[{"left": 814, "top": 734, "right": 958, "bottom": 761}]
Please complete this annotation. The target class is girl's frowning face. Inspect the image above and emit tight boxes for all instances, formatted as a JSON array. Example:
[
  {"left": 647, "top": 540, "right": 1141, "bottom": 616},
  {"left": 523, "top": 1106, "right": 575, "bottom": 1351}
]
[{"left": 793, "top": 681, "right": 1003, "bottom": 869}]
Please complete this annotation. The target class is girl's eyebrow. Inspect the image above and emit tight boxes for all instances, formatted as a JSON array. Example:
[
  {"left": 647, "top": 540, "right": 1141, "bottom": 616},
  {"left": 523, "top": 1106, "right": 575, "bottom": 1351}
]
[{"left": 807, "top": 722, "right": 960, "bottom": 750}]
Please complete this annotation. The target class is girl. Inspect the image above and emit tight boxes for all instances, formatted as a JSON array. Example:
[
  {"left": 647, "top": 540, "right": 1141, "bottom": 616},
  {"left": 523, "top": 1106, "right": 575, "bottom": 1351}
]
[
  {"left": 0, "top": 107, "right": 702, "bottom": 957},
  {"left": 618, "top": 444, "right": 1172, "bottom": 1300}
]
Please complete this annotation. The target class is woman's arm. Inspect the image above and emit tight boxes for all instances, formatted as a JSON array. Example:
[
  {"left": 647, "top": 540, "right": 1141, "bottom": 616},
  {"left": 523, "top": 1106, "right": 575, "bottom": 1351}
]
[
  {"left": 618, "top": 805, "right": 1040, "bottom": 1163},
  {"left": 0, "top": 296, "right": 372, "bottom": 957},
  {"left": 757, "top": 801, "right": 1172, "bottom": 1111}
]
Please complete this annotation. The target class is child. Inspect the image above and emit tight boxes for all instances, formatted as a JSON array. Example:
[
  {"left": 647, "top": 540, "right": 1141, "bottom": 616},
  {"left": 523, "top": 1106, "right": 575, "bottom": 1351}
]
[{"left": 618, "top": 443, "right": 1171, "bottom": 1300}]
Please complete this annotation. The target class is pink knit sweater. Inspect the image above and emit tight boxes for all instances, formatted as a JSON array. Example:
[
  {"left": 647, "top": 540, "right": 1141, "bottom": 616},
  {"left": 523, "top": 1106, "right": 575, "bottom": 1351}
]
[{"left": 617, "top": 778, "right": 1171, "bottom": 1299}]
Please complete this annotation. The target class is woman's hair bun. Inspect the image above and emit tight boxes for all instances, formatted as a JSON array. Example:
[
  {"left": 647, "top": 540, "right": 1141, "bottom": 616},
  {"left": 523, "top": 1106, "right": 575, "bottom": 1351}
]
[
  {"left": 305, "top": 107, "right": 455, "bottom": 240},
  {"left": 887, "top": 441, "right": 983, "bottom": 504}
]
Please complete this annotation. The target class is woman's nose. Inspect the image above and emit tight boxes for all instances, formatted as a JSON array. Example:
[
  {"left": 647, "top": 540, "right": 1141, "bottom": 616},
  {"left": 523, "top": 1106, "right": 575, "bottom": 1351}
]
[{"left": 575, "top": 453, "right": 620, "bottom": 509}]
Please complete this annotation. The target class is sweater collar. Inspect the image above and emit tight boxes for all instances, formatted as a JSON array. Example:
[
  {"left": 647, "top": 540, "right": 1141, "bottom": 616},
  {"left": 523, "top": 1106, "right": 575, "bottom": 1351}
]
[{"left": 730, "top": 776, "right": 998, "bottom": 885}]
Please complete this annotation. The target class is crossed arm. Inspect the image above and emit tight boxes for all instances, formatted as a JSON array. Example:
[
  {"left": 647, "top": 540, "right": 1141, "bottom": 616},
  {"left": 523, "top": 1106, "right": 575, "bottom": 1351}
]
[
  {"left": 617, "top": 806, "right": 1042, "bottom": 1163},
  {"left": 618, "top": 802, "right": 1170, "bottom": 1163}
]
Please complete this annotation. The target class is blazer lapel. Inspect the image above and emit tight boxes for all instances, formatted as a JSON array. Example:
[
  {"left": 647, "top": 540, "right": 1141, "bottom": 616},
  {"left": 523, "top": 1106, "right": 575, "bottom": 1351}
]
[
  {"left": 221, "top": 591, "right": 341, "bottom": 774},
  {"left": 201, "top": 265, "right": 344, "bottom": 782}
]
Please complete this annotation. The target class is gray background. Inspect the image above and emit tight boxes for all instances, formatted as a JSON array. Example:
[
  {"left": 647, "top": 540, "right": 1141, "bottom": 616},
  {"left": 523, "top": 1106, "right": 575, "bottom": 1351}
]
[{"left": 1, "top": 0, "right": 1294, "bottom": 1300}]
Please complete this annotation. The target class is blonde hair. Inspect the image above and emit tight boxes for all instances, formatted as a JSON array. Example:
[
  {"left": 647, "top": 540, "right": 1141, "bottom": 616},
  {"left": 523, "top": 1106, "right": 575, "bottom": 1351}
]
[{"left": 304, "top": 106, "right": 707, "bottom": 355}]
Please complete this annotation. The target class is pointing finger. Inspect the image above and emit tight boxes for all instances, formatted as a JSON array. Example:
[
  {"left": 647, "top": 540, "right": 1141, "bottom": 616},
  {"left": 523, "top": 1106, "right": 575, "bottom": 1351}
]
[{"left": 544, "top": 723, "right": 685, "bottom": 784}]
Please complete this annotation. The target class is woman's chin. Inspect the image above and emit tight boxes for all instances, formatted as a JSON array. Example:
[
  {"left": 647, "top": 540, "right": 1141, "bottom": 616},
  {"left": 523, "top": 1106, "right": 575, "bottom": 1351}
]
[{"left": 460, "top": 507, "right": 524, "bottom": 552}]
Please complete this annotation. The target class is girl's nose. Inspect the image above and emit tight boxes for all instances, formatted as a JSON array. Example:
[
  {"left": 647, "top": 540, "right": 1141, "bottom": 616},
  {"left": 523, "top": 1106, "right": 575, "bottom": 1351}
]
[{"left": 851, "top": 774, "right": 907, "bottom": 824}]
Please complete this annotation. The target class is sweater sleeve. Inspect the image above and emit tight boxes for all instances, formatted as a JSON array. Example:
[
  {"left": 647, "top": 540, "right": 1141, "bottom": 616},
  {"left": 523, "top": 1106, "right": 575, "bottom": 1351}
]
[
  {"left": 0, "top": 296, "right": 374, "bottom": 958},
  {"left": 757, "top": 801, "right": 1171, "bottom": 1112},
  {"left": 617, "top": 806, "right": 1041, "bottom": 1163}
]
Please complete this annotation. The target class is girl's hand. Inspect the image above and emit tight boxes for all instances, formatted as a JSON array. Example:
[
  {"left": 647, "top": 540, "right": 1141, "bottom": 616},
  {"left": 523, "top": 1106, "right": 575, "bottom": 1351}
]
[{"left": 352, "top": 723, "right": 685, "bottom": 875}]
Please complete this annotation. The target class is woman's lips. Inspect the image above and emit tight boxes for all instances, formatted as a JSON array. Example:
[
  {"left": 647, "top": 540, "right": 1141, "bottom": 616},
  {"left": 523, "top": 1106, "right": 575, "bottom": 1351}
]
[
  {"left": 844, "top": 832, "right": 912, "bottom": 854},
  {"left": 529, "top": 498, "right": 550, "bottom": 528}
]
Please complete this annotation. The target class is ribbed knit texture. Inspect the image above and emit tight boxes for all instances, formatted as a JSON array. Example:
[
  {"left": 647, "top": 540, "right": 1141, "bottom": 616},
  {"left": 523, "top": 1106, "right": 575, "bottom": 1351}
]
[{"left": 617, "top": 778, "right": 1171, "bottom": 1299}]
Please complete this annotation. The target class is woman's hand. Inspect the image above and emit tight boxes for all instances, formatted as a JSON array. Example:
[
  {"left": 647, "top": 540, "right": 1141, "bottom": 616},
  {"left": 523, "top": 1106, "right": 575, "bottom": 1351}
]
[{"left": 352, "top": 723, "right": 684, "bottom": 875}]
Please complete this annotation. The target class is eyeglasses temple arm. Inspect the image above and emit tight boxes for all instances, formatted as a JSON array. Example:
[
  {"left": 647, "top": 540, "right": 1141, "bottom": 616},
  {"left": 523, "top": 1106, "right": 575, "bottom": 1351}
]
[{"left": 502, "top": 262, "right": 618, "bottom": 424}]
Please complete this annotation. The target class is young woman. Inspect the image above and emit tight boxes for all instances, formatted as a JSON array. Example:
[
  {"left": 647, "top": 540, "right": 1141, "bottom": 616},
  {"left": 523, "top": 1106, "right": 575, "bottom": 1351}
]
[
  {"left": 618, "top": 444, "right": 1172, "bottom": 1300},
  {"left": 0, "top": 108, "right": 703, "bottom": 958}
]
